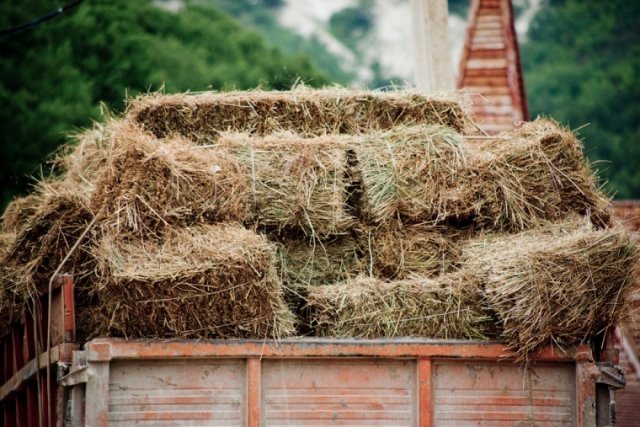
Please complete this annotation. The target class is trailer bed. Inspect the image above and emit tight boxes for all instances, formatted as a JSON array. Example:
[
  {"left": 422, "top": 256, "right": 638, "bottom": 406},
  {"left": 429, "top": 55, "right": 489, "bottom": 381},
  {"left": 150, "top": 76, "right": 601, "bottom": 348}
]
[{"left": 60, "top": 338, "right": 597, "bottom": 427}]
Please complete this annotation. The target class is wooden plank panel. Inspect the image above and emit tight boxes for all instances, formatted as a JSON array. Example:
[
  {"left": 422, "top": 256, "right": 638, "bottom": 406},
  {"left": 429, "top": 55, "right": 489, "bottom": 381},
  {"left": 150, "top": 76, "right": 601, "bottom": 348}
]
[
  {"left": 434, "top": 362, "right": 576, "bottom": 426},
  {"left": 262, "top": 359, "right": 416, "bottom": 426},
  {"left": 108, "top": 359, "right": 245, "bottom": 427}
]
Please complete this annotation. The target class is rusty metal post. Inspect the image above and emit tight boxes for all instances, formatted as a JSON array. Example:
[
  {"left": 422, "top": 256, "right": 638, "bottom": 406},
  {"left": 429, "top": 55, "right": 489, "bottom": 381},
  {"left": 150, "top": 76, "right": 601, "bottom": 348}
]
[
  {"left": 418, "top": 358, "right": 433, "bottom": 427},
  {"left": 247, "top": 358, "right": 261, "bottom": 427}
]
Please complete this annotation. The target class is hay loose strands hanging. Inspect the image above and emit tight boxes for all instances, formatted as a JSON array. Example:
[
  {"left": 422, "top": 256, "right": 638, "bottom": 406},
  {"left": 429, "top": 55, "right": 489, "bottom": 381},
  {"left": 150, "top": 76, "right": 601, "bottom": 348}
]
[
  {"left": 308, "top": 273, "right": 494, "bottom": 340},
  {"left": 464, "top": 221, "right": 639, "bottom": 359},
  {"left": 126, "top": 88, "right": 467, "bottom": 142},
  {"left": 84, "top": 224, "right": 295, "bottom": 340}
]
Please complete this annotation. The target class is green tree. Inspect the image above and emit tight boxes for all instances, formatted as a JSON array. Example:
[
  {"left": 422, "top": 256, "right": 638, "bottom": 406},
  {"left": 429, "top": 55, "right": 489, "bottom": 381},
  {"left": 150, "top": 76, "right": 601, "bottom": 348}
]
[
  {"left": 521, "top": 0, "right": 640, "bottom": 198},
  {"left": 0, "top": 0, "right": 328, "bottom": 209}
]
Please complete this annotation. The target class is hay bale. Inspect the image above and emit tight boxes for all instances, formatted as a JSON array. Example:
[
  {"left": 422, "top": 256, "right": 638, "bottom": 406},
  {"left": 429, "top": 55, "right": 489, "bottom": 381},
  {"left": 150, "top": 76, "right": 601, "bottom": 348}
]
[
  {"left": 1, "top": 191, "right": 94, "bottom": 299},
  {"left": 358, "top": 224, "right": 461, "bottom": 280},
  {"left": 465, "top": 221, "right": 639, "bottom": 359},
  {"left": 467, "top": 119, "right": 611, "bottom": 230},
  {"left": 356, "top": 125, "right": 468, "bottom": 224},
  {"left": 126, "top": 88, "right": 466, "bottom": 142},
  {"left": 85, "top": 224, "right": 295, "bottom": 340},
  {"left": 51, "top": 120, "right": 121, "bottom": 198},
  {"left": 90, "top": 125, "right": 249, "bottom": 236},
  {"left": 355, "top": 119, "right": 609, "bottom": 231},
  {"left": 276, "top": 235, "right": 360, "bottom": 288},
  {"left": 0, "top": 233, "right": 14, "bottom": 256},
  {"left": 218, "top": 133, "right": 355, "bottom": 237},
  {"left": 1, "top": 194, "right": 41, "bottom": 234},
  {"left": 0, "top": 233, "right": 20, "bottom": 330},
  {"left": 274, "top": 234, "right": 361, "bottom": 333},
  {"left": 0, "top": 282, "right": 23, "bottom": 332},
  {"left": 308, "top": 273, "right": 493, "bottom": 339}
]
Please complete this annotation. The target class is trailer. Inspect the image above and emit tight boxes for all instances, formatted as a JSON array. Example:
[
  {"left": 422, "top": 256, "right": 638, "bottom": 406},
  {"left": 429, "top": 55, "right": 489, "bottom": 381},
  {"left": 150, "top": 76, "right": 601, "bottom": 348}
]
[{"left": 0, "top": 275, "right": 627, "bottom": 426}]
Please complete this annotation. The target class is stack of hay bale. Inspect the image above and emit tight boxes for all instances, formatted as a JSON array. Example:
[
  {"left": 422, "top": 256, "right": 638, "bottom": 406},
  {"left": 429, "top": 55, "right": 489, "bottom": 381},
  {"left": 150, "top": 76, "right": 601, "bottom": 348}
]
[{"left": 0, "top": 88, "right": 637, "bottom": 360}]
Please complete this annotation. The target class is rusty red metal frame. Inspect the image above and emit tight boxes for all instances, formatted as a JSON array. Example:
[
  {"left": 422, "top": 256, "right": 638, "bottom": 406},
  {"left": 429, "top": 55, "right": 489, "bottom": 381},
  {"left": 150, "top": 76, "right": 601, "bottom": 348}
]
[
  {"left": 83, "top": 338, "right": 592, "bottom": 362},
  {"left": 1, "top": 273, "right": 601, "bottom": 426},
  {"left": 0, "top": 274, "right": 78, "bottom": 426},
  {"left": 77, "top": 338, "right": 595, "bottom": 427}
]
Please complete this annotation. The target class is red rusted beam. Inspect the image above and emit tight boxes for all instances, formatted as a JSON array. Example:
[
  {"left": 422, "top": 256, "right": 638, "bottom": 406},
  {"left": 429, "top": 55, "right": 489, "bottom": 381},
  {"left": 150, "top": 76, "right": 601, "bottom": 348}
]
[
  {"left": 418, "top": 358, "right": 433, "bottom": 427},
  {"left": 61, "top": 275, "right": 75, "bottom": 344},
  {"left": 576, "top": 362, "right": 598, "bottom": 426},
  {"left": 247, "top": 358, "right": 261, "bottom": 427},
  {"left": 85, "top": 338, "right": 592, "bottom": 363},
  {"left": 0, "top": 344, "right": 77, "bottom": 403}
]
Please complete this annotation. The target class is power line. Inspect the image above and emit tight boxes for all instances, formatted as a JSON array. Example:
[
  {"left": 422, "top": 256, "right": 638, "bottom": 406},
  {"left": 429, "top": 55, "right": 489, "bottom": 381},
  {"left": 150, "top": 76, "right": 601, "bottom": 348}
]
[{"left": 0, "top": 0, "right": 84, "bottom": 38}]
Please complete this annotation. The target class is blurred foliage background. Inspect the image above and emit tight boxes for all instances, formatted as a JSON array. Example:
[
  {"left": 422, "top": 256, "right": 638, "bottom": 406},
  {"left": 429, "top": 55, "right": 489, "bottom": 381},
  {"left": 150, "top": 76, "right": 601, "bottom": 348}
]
[
  {"left": 1, "top": 0, "right": 638, "bottom": 210},
  {"left": 522, "top": 0, "right": 640, "bottom": 199}
]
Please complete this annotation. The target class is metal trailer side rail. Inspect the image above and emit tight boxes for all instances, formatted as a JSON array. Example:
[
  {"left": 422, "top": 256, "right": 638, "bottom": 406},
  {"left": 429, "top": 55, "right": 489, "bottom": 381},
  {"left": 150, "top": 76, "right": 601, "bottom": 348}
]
[{"left": 62, "top": 338, "right": 600, "bottom": 427}]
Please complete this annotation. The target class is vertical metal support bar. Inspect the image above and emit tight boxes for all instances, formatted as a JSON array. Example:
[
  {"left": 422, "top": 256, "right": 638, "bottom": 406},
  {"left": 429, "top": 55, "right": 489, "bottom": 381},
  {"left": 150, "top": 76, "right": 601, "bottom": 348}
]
[
  {"left": 23, "top": 314, "right": 35, "bottom": 366},
  {"left": 26, "top": 386, "right": 38, "bottom": 427},
  {"left": 4, "top": 397, "right": 17, "bottom": 426},
  {"left": 61, "top": 276, "right": 75, "bottom": 344},
  {"left": 576, "top": 362, "right": 598, "bottom": 427},
  {"left": 247, "top": 357, "right": 261, "bottom": 427},
  {"left": 418, "top": 358, "right": 433, "bottom": 427},
  {"left": 85, "top": 362, "right": 110, "bottom": 427},
  {"left": 53, "top": 370, "right": 64, "bottom": 427},
  {"left": 12, "top": 327, "right": 23, "bottom": 373},
  {"left": 39, "top": 371, "right": 50, "bottom": 427},
  {"left": 69, "top": 384, "right": 86, "bottom": 427},
  {"left": 16, "top": 391, "right": 27, "bottom": 427},
  {"left": 2, "top": 335, "right": 13, "bottom": 383}
]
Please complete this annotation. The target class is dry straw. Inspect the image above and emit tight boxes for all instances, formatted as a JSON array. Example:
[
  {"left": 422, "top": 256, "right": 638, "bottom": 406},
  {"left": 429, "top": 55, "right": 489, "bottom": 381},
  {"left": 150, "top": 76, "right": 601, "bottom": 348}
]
[
  {"left": 358, "top": 223, "right": 461, "bottom": 280},
  {"left": 356, "top": 125, "right": 468, "bottom": 224},
  {"left": 218, "top": 132, "right": 355, "bottom": 237},
  {"left": 90, "top": 124, "right": 249, "bottom": 236},
  {"left": 274, "top": 234, "right": 361, "bottom": 332},
  {"left": 0, "top": 233, "right": 20, "bottom": 330},
  {"left": 126, "top": 88, "right": 467, "bottom": 142},
  {"left": 0, "top": 190, "right": 95, "bottom": 331},
  {"left": 83, "top": 224, "right": 295, "bottom": 340},
  {"left": 275, "top": 235, "right": 360, "bottom": 289},
  {"left": 465, "top": 119, "right": 611, "bottom": 230},
  {"left": 1, "top": 191, "right": 94, "bottom": 298},
  {"left": 51, "top": 119, "right": 122, "bottom": 198},
  {"left": 308, "top": 273, "right": 493, "bottom": 339},
  {"left": 356, "top": 119, "right": 610, "bottom": 231},
  {"left": 1, "top": 194, "right": 41, "bottom": 235},
  {"left": 464, "top": 220, "right": 639, "bottom": 359}
]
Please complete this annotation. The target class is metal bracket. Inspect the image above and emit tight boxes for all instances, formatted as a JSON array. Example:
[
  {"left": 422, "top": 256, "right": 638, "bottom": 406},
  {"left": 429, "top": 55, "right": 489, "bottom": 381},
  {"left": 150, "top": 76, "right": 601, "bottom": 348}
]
[
  {"left": 59, "top": 366, "right": 88, "bottom": 387},
  {"left": 596, "top": 362, "right": 626, "bottom": 390}
]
